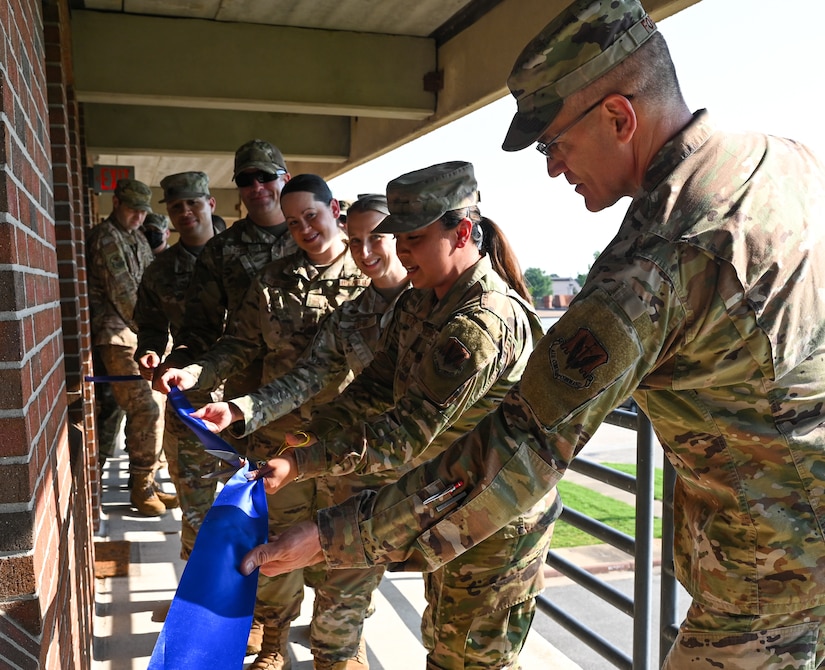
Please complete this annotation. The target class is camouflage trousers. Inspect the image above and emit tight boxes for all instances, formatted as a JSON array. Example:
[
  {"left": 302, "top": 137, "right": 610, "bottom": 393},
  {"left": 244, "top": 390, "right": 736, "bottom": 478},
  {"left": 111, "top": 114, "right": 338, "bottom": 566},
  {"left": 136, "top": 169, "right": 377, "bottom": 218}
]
[
  {"left": 255, "top": 477, "right": 317, "bottom": 631},
  {"left": 252, "top": 420, "right": 380, "bottom": 663},
  {"left": 421, "top": 518, "right": 555, "bottom": 670},
  {"left": 96, "top": 344, "right": 164, "bottom": 473},
  {"left": 663, "top": 601, "right": 825, "bottom": 669},
  {"left": 162, "top": 388, "right": 220, "bottom": 560},
  {"left": 92, "top": 347, "right": 124, "bottom": 462},
  {"left": 304, "top": 476, "right": 386, "bottom": 665}
]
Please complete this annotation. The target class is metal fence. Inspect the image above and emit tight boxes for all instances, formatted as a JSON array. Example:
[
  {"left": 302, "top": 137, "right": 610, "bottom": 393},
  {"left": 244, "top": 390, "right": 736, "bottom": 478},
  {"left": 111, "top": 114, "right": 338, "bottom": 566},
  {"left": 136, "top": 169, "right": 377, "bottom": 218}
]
[{"left": 535, "top": 403, "right": 680, "bottom": 669}]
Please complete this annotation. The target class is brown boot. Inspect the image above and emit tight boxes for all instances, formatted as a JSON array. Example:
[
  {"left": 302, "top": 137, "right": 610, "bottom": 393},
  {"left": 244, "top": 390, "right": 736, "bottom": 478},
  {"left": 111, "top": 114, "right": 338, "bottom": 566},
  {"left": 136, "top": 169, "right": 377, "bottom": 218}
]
[
  {"left": 247, "top": 618, "right": 264, "bottom": 655},
  {"left": 314, "top": 638, "right": 369, "bottom": 670},
  {"left": 130, "top": 471, "right": 166, "bottom": 516},
  {"left": 153, "top": 482, "right": 179, "bottom": 509},
  {"left": 250, "top": 627, "right": 291, "bottom": 670}
]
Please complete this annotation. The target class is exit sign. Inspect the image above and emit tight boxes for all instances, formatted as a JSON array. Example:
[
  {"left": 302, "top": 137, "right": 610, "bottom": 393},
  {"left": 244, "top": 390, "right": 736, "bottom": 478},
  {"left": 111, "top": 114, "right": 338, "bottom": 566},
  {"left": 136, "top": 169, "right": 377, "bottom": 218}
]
[{"left": 92, "top": 165, "right": 135, "bottom": 193}]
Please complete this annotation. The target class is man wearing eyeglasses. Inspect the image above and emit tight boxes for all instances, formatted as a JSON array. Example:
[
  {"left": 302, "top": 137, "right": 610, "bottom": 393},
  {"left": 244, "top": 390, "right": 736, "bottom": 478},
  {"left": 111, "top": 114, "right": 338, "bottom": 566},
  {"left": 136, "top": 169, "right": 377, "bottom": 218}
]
[
  {"left": 240, "top": 0, "right": 825, "bottom": 667},
  {"left": 153, "top": 141, "right": 296, "bottom": 657}
]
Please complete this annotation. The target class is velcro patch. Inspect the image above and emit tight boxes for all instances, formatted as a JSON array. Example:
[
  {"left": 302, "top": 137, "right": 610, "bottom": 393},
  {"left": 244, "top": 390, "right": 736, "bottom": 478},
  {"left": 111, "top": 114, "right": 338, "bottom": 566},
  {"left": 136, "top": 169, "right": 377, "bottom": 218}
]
[
  {"left": 520, "top": 286, "right": 646, "bottom": 429},
  {"left": 421, "top": 316, "right": 497, "bottom": 406},
  {"left": 549, "top": 328, "right": 609, "bottom": 389},
  {"left": 434, "top": 337, "right": 471, "bottom": 376}
]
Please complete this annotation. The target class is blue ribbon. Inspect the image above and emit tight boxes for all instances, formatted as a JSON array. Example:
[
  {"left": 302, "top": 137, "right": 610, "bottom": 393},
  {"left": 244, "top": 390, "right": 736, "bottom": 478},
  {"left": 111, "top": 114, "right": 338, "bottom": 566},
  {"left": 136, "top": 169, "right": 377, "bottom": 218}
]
[
  {"left": 84, "top": 374, "right": 144, "bottom": 382},
  {"left": 148, "top": 388, "right": 268, "bottom": 670}
]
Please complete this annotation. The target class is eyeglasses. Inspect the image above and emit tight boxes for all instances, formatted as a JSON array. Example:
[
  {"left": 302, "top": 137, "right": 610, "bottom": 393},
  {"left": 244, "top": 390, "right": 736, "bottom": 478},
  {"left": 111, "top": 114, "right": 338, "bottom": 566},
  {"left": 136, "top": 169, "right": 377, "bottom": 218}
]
[
  {"left": 536, "top": 94, "right": 632, "bottom": 160},
  {"left": 235, "top": 170, "right": 286, "bottom": 188}
]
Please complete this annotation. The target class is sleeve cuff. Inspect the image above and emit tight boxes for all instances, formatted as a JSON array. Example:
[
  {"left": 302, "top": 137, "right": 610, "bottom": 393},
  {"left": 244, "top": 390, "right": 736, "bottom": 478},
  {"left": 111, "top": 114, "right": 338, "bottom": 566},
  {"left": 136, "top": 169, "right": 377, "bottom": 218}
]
[
  {"left": 293, "top": 442, "right": 329, "bottom": 479},
  {"left": 228, "top": 396, "right": 256, "bottom": 437},
  {"left": 317, "top": 501, "right": 370, "bottom": 568}
]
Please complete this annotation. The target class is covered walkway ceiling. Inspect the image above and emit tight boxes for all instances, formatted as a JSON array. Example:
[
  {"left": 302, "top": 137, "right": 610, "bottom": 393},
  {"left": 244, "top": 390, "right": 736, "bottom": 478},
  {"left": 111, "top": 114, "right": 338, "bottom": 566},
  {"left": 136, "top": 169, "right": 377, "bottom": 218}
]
[{"left": 70, "top": 0, "right": 697, "bottom": 205}]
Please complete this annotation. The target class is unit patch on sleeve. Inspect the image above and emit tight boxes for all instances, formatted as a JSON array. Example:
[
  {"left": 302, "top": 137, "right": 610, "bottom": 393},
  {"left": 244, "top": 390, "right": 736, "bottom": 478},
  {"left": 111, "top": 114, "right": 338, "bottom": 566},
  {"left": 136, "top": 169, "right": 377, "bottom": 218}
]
[{"left": 549, "top": 328, "right": 608, "bottom": 389}]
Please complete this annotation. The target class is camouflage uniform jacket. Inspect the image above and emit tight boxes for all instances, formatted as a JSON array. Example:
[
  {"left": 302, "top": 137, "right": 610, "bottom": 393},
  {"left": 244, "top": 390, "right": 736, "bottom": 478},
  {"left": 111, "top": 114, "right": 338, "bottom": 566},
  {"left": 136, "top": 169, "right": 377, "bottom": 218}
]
[
  {"left": 184, "top": 246, "right": 370, "bottom": 400},
  {"left": 133, "top": 242, "right": 200, "bottom": 361},
  {"left": 294, "top": 256, "right": 551, "bottom": 500},
  {"left": 316, "top": 111, "right": 825, "bottom": 615},
  {"left": 231, "top": 283, "right": 411, "bottom": 436},
  {"left": 167, "top": 216, "right": 298, "bottom": 366},
  {"left": 86, "top": 214, "right": 154, "bottom": 347}
]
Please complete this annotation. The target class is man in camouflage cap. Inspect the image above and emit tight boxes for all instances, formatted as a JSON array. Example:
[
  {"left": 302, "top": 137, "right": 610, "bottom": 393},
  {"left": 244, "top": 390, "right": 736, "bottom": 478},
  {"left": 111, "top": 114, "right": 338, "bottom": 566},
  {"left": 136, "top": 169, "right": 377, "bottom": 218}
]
[
  {"left": 86, "top": 178, "right": 176, "bottom": 516},
  {"left": 134, "top": 171, "right": 222, "bottom": 566},
  {"left": 240, "top": 1, "right": 825, "bottom": 667},
  {"left": 142, "top": 212, "right": 170, "bottom": 255},
  {"left": 152, "top": 142, "right": 296, "bottom": 658}
]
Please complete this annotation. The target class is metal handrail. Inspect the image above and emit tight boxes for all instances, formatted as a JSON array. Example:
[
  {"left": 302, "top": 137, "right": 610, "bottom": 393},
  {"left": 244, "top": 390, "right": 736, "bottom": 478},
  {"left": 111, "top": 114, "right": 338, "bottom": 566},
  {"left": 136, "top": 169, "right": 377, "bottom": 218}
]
[{"left": 535, "top": 402, "right": 678, "bottom": 669}]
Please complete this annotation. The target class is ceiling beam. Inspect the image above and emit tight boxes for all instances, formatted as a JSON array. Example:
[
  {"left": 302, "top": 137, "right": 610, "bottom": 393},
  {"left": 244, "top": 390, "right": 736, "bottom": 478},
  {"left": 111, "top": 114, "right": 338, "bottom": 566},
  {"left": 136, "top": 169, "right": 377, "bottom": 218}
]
[
  {"left": 71, "top": 10, "right": 436, "bottom": 120},
  {"left": 83, "top": 104, "right": 351, "bottom": 161}
]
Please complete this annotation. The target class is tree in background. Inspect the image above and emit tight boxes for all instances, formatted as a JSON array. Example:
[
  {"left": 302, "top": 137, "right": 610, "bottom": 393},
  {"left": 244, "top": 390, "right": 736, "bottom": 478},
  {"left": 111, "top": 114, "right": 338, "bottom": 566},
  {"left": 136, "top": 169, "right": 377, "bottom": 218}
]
[
  {"left": 524, "top": 267, "right": 553, "bottom": 305},
  {"left": 577, "top": 251, "right": 601, "bottom": 287}
]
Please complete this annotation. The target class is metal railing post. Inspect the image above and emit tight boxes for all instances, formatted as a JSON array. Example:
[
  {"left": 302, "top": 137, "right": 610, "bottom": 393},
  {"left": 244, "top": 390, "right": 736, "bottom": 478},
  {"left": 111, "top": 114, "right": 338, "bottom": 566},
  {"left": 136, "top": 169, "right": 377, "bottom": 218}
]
[
  {"left": 537, "top": 402, "right": 679, "bottom": 669},
  {"left": 632, "top": 410, "right": 655, "bottom": 669}
]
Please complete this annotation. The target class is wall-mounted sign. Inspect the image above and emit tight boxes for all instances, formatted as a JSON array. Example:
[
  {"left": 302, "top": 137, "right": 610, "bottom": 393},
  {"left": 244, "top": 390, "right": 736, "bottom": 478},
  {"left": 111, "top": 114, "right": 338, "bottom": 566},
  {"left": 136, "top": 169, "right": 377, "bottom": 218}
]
[{"left": 92, "top": 165, "right": 135, "bottom": 193}]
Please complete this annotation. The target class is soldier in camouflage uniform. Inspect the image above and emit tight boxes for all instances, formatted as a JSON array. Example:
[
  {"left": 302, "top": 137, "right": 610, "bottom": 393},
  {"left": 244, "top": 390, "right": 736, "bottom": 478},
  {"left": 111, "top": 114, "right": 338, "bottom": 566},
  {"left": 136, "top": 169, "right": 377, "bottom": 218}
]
[
  {"left": 86, "top": 178, "right": 175, "bottom": 516},
  {"left": 159, "top": 140, "right": 298, "bottom": 406},
  {"left": 141, "top": 212, "right": 170, "bottom": 255},
  {"left": 134, "top": 171, "right": 222, "bottom": 559},
  {"left": 193, "top": 194, "right": 409, "bottom": 669},
  {"left": 158, "top": 174, "right": 369, "bottom": 670},
  {"left": 244, "top": 162, "right": 560, "bottom": 669},
  {"left": 242, "top": 1, "right": 825, "bottom": 668}
]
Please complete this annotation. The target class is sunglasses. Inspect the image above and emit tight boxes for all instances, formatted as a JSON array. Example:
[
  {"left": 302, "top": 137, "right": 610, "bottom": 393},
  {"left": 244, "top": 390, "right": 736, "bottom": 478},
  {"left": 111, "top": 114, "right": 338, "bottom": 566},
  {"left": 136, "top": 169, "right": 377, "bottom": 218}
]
[{"left": 235, "top": 170, "right": 285, "bottom": 188}]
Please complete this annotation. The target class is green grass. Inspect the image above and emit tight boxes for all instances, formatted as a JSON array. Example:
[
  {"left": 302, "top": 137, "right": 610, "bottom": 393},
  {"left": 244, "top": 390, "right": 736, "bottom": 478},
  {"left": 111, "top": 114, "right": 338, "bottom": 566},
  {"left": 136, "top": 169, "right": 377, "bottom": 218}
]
[{"left": 551, "top": 463, "right": 664, "bottom": 549}]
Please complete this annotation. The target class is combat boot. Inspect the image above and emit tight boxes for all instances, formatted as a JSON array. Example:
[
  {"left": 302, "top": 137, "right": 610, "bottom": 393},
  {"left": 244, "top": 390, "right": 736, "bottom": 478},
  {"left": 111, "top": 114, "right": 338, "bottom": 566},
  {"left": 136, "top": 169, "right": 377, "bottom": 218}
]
[
  {"left": 249, "top": 627, "right": 291, "bottom": 670},
  {"left": 130, "top": 471, "right": 166, "bottom": 516},
  {"left": 247, "top": 618, "right": 264, "bottom": 655},
  {"left": 153, "top": 482, "right": 179, "bottom": 509},
  {"left": 314, "top": 638, "right": 369, "bottom": 670}
]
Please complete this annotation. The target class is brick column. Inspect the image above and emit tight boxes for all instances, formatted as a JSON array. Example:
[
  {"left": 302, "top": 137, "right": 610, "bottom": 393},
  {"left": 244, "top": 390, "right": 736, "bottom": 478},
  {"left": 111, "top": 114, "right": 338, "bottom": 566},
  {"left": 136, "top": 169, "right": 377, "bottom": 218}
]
[{"left": 0, "top": 0, "right": 96, "bottom": 667}]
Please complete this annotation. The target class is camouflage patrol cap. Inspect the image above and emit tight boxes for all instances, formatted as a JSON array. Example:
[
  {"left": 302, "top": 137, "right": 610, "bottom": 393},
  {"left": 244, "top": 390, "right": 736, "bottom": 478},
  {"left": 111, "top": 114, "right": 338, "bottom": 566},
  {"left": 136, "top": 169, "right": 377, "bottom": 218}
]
[
  {"left": 502, "top": 0, "right": 657, "bottom": 152},
  {"left": 374, "top": 161, "right": 478, "bottom": 234},
  {"left": 143, "top": 212, "right": 169, "bottom": 232},
  {"left": 159, "top": 171, "right": 211, "bottom": 203},
  {"left": 233, "top": 139, "right": 288, "bottom": 179},
  {"left": 114, "top": 178, "right": 152, "bottom": 211}
]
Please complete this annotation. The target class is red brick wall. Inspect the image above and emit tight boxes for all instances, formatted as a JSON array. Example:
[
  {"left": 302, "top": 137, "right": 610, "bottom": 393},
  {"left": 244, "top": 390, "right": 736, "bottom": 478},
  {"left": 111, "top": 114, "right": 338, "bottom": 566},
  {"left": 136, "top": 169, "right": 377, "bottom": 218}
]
[{"left": 0, "top": 0, "right": 96, "bottom": 667}]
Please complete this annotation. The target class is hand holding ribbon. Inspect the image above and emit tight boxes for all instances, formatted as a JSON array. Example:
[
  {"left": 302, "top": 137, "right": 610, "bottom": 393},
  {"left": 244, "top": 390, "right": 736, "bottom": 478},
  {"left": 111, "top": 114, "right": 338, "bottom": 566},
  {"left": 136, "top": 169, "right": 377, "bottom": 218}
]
[
  {"left": 241, "top": 520, "right": 325, "bottom": 578},
  {"left": 147, "top": 387, "right": 268, "bottom": 670}
]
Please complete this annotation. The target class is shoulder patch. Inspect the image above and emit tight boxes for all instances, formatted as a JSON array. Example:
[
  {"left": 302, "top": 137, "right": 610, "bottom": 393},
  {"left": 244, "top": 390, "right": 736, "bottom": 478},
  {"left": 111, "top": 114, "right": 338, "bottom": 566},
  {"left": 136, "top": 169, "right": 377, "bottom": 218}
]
[
  {"left": 420, "top": 317, "right": 498, "bottom": 407},
  {"left": 520, "top": 285, "right": 648, "bottom": 430},
  {"left": 549, "top": 328, "right": 609, "bottom": 388},
  {"left": 434, "top": 336, "right": 471, "bottom": 376}
]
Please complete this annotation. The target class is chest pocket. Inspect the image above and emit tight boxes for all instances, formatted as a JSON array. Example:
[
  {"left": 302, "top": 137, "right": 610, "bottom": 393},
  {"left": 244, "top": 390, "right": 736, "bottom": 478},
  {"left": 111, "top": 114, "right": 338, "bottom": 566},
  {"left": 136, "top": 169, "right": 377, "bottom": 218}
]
[
  {"left": 342, "top": 313, "right": 381, "bottom": 375},
  {"left": 237, "top": 244, "right": 274, "bottom": 278},
  {"left": 394, "top": 311, "right": 438, "bottom": 400}
]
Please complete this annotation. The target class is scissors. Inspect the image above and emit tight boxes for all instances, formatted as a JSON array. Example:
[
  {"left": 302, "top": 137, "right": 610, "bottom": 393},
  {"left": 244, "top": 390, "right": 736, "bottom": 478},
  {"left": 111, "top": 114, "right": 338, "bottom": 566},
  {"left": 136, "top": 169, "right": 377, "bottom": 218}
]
[{"left": 202, "top": 430, "right": 314, "bottom": 479}]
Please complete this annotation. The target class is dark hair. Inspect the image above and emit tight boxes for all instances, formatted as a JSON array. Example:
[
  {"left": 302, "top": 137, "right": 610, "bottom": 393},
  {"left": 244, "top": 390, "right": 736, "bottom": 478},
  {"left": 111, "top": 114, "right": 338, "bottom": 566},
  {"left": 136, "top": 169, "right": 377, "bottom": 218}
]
[
  {"left": 441, "top": 206, "right": 532, "bottom": 303},
  {"left": 280, "top": 173, "right": 333, "bottom": 205}
]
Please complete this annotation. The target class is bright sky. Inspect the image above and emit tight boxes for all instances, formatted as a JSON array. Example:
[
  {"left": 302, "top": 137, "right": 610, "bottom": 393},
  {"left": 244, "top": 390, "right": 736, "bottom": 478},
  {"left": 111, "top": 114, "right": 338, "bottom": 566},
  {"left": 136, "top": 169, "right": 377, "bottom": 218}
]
[{"left": 330, "top": 0, "right": 825, "bottom": 278}]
